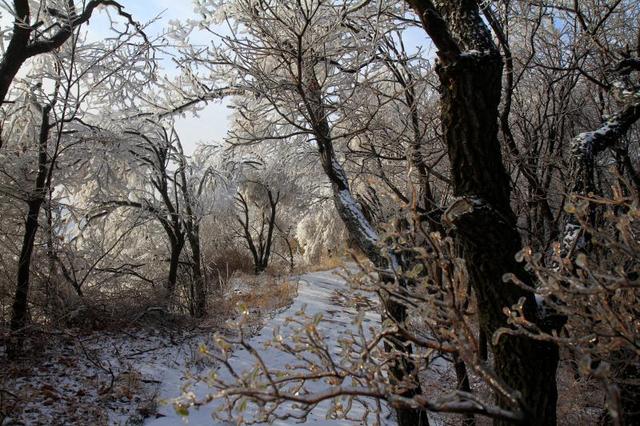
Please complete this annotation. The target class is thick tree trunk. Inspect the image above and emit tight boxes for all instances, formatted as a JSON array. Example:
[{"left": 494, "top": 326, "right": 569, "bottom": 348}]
[
  {"left": 437, "top": 43, "right": 558, "bottom": 426},
  {"left": 405, "top": 1, "right": 561, "bottom": 423},
  {"left": 0, "top": 0, "right": 30, "bottom": 107}
]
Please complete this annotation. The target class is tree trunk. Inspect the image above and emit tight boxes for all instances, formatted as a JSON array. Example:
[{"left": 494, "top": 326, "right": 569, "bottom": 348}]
[
  {"left": 7, "top": 102, "right": 52, "bottom": 359},
  {"left": 0, "top": 0, "right": 30, "bottom": 107},
  {"left": 405, "top": 1, "right": 560, "bottom": 423},
  {"left": 301, "top": 62, "right": 428, "bottom": 426},
  {"left": 235, "top": 192, "right": 262, "bottom": 274},
  {"left": 452, "top": 353, "right": 475, "bottom": 426},
  {"left": 166, "top": 237, "right": 184, "bottom": 303},
  {"left": 437, "top": 40, "right": 558, "bottom": 426},
  {"left": 189, "top": 231, "right": 206, "bottom": 318},
  {"left": 260, "top": 189, "right": 279, "bottom": 273},
  {"left": 7, "top": 199, "right": 44, "bottom": 359}
]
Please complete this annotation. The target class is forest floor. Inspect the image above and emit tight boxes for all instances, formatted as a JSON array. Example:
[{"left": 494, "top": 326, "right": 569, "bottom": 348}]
[
  {"left": 0, "top": 267, "right": 468, "bottom": 425},
  {"left": 0, "top": 268, "right": 402, "bottom": 425},
  {"left": 2, "top": 268, "right": 596, "bottom": 425},
  {"left": 0, "top": 273, "right": 296, "bottom": 426}
]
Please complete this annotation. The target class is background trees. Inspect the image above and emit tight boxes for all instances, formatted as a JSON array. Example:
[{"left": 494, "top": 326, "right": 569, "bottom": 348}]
[{"left": 175, "top": 1, "right": 639, "bottom": 425}]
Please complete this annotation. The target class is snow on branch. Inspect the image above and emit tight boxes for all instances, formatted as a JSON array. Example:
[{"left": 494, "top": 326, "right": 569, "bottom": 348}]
[
  {"left": 26, "top": 0, "right": 150, "bottom": 57},
  {"left": 571, "top": 99, "right": 640, "bottom": 174}
]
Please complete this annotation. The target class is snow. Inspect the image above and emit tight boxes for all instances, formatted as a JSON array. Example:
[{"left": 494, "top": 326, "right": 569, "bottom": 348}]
[
  {"left": 459, "top": 50, "right": 484, "bottom": 58},
  {"left": 1, "top": 269, "right": 449, "bottom": 425},
  {"left": 336, "top": 189, "right": 379, "bottom": 246},
  {"left": 145, "top": 269, "right": 396, "bottom": 425},
  {"left": 572, "top": 118, "right": 621, "bottom": 158}
]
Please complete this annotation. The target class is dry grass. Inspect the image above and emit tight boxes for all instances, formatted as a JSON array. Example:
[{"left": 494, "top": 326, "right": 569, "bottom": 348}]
[
  {"left": 297, "top": 255, "right": 346, "bottom": 273},
  {"left": 221, "top": 274, "right": 298, "bottom": 318},
  {"left": 556, "top": 357, "right": 605, "bottom": 424},
  {"left": 207, "top": 246, "right": 255, "bottom": 293}
]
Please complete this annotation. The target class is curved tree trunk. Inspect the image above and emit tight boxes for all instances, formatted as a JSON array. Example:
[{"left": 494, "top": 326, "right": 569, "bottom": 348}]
[{"left": 301, "top": 61, "right": 429, "bottom": 426}]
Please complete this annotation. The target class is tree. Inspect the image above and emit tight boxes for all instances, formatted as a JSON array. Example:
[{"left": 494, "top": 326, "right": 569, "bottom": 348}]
[
  {"left": 175, "top": 1, "right": 463, "bottom": 424},
  {"left": 2, "top": 17, "right": 152, "bottom": 357},
  {"left": 97, "top": 124, "right": 187, "bottom": 305},
  {"left": 234, "top": 184, "right": 280, "bottom": 275},
  {"left": 6, "top": 79, "right": 58, "bottom": 359},
  {"left": 175, "top": 138, "right": 220, "bottom": 317},
  {"left": 508, "top": 185, "right": 640, "bottom": 426},
  {"left": 405, "top": 1, "right": 562, "bottom": 423}
]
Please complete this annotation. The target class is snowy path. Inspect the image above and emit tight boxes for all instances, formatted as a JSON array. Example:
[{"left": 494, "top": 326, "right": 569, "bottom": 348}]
[{"left": 145, "top": 269, "right": 395, "bottom": 425}]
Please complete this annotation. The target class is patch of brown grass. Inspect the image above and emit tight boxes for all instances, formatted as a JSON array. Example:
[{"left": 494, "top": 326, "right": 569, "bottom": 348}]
[
  {"left": 207, "top": 247, "right": 255, "bottom": 294},
  {"left": 222, "top": 275, "right": 298, "bottom": 317},
  {"left": 297, "top": 255, "right": 346, "bottom": 273}
]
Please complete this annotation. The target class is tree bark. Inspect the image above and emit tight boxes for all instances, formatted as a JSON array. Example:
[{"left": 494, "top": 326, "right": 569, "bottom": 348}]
[
  {"left": 188, "top": 230, "right": 206, "bottom": 318},
  {"left": 260, "top": 189, "right": 279, "bottom": 272},
  {"left": 166, "top": 236, "right": 185, "bottom": 303},
  {"left": 0, "top": 0, "right": 30, "bottom": 107},
  {"left": 454, "top": 353, "right": 475, "bottom": 426},
  {"left": 0, "top": 0, "right": 141, "bottom": 107},
  {"left": 7, "top": 200, "right": 44, "bottom": 359},
  {"left": 406, "top": 1, "right": 560, "bottom": 423},
  {"left": 176, "top": 141, "right": 207, "bottom": 318}
]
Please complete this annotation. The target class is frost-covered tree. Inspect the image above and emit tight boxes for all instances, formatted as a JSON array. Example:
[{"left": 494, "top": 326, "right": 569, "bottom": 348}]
[
  {"left": 0, "top": 16, "right": 152, "bottom": 357},
  {"left": 175, "top": 1, "right": 441, "bottom": 423},
  {"left": 175, "top": 1, "right": 640, "bottom": 424}
]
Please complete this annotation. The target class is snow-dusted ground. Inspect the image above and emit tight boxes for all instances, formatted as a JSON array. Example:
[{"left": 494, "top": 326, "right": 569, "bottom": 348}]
[
  {"left": 146, "top": 269, "right": 396, "bottom": 426},
  {"left": 0, "top": 268, "right": 454, "bottom": 425},
  {"left": 0, "top": 326, "right": 218, "bottom": 426}
]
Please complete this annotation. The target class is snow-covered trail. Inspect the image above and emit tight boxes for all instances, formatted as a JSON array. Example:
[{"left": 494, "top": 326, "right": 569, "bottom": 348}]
[{"left": 145, "top": 269, "right": 395, "bottom": 426}]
